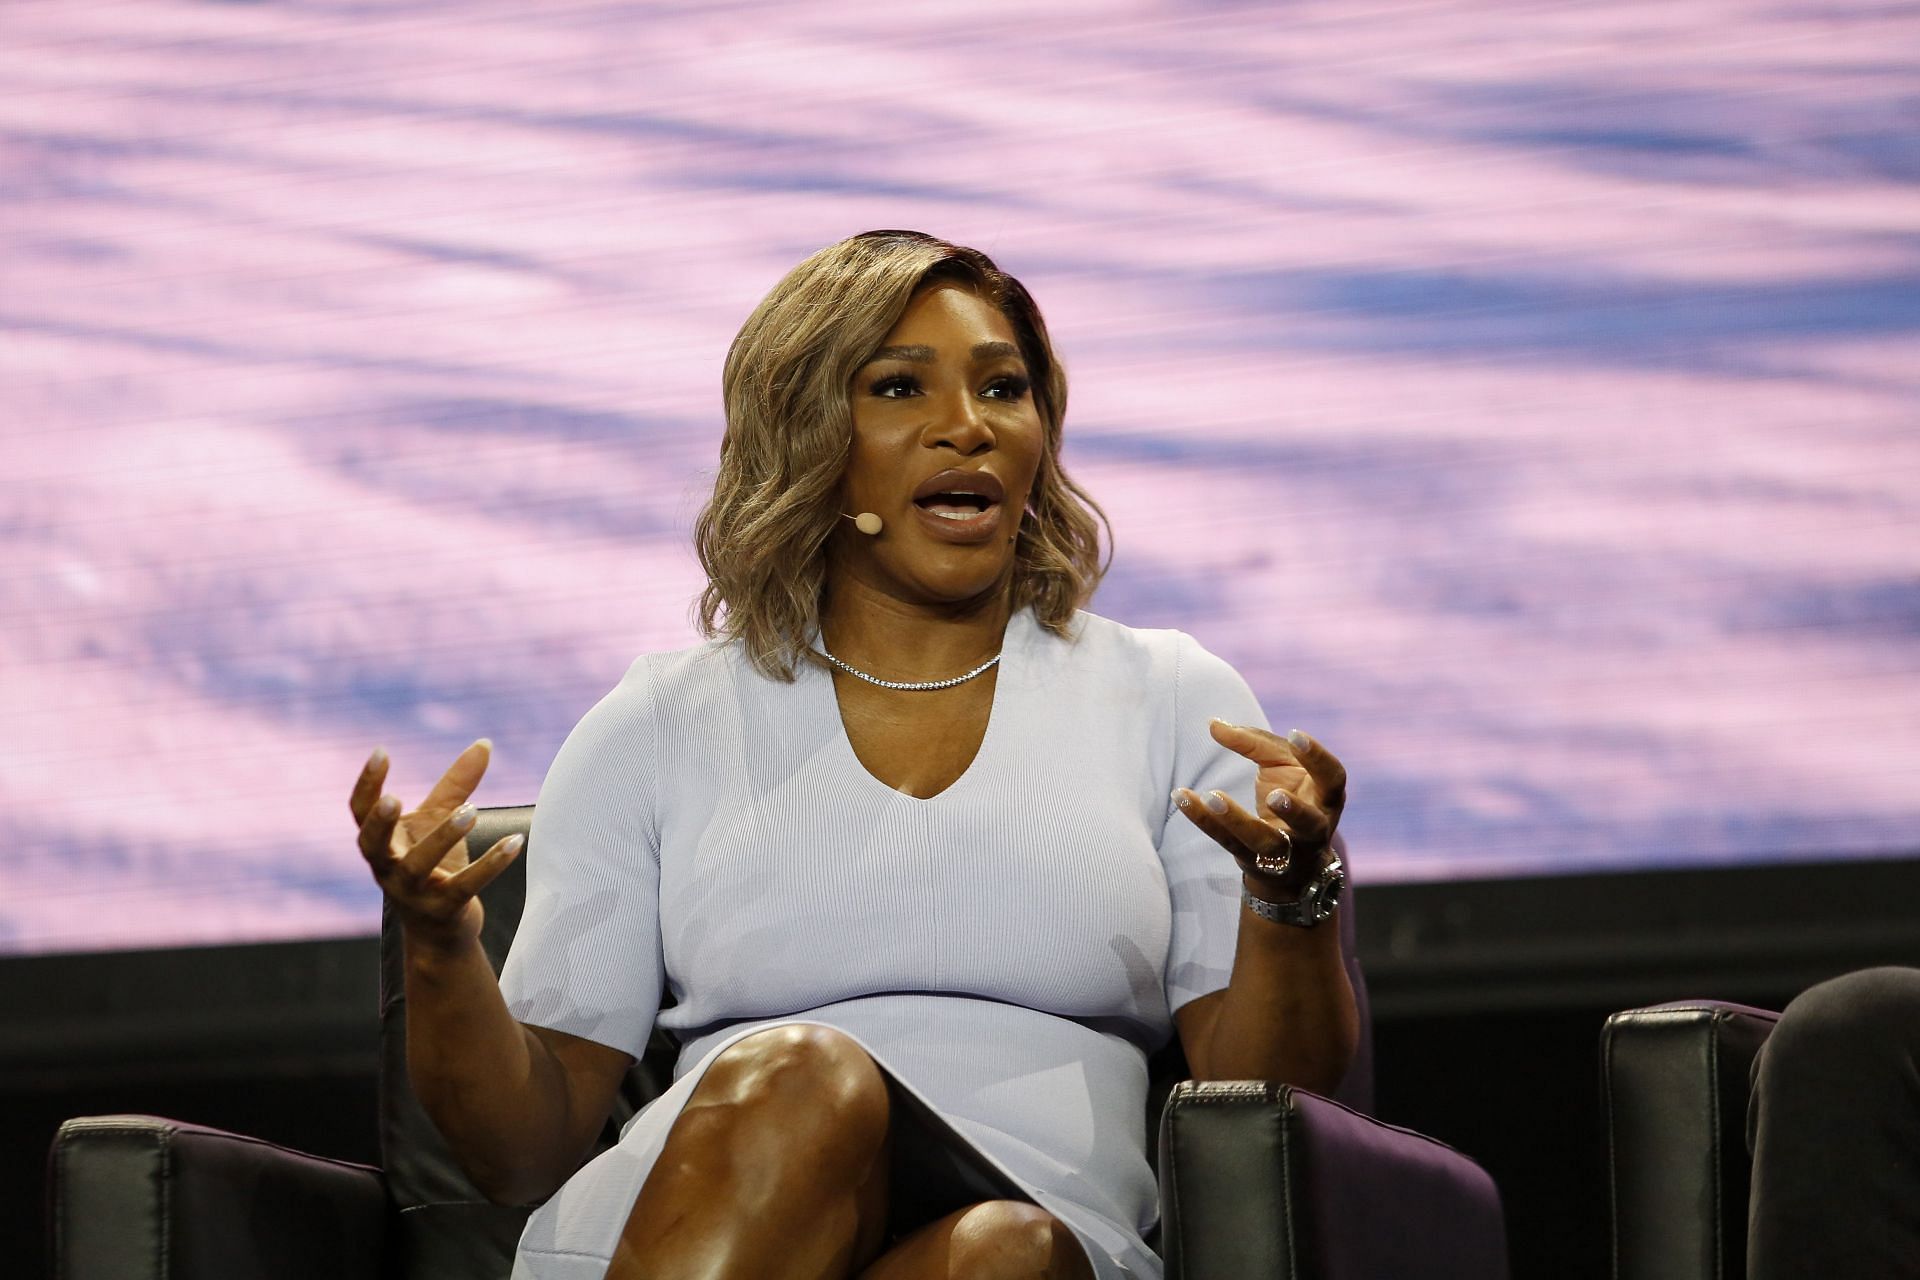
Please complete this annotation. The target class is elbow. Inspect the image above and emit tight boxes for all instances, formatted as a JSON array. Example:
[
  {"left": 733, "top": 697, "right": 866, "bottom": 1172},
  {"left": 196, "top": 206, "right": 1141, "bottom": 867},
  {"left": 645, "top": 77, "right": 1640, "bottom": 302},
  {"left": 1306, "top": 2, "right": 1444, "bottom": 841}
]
[
  {"left": 1312, "top": 1022, "right": 1363, "bottom": 1099},
  {"left": 1188, "top": 973, "right": 1365, "bottom": 1095},
  {"left": 464, "top": 1161, "right": 521, "bottom": 1206},
  {"left": 473, "top": 1173, "right": 524, "bottom": 1208},
  {"left": 1279, "top": 993, "right": 1364, "bottom": 1098},
  {"left": 407, "top": 1119, "right": 550, "bottom": 1206},
  {"left": 1309, "top": 993, "right": 1364, "bottom": 1097},
  {"left": 1276, "top": 1041, "right": 1355, "bottom": 1100},
  {"left": 452, "top": 1138, "right": 572, "bottom": 1207},
  {"left": 1187, "top": 1031, "right": 1358, "bottom": 1095},
  {"left": 483, "top": 1183, "right": 543, "bottom": 1209},
  {"left": 468, "top": 1162, "right": 561, "bottom": 1208}
]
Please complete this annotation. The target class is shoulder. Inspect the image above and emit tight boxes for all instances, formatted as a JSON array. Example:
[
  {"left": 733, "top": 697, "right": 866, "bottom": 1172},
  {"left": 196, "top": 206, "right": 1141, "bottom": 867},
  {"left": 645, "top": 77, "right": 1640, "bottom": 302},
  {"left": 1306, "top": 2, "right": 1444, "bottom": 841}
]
[
  {"left": 639, "top": 636, "right": 742, "bottom": 695},
  {"left": 1045, "top": 610, "right": 1245, "bottom": 690},
  {"left": 1038, "top": 612, "right": 1262, "bottom": 736},
  {"left": 568, "top": 637, "right": 742, "bottom": 735}
]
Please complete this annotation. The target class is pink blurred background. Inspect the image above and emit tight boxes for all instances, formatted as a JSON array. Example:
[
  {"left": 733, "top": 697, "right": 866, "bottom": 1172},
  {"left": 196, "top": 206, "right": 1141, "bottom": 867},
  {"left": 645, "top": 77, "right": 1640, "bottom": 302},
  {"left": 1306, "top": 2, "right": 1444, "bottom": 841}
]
[{"left": 3, "top": 0, "right": 1916, "bottom": 953}]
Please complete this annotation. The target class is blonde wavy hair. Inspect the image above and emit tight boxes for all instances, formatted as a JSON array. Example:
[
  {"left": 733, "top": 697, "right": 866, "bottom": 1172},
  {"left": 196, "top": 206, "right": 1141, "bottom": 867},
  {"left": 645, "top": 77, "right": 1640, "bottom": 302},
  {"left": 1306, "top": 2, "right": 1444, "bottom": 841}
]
[{"left": 694, "top": 230, "right": 1109, "bottom": 681}]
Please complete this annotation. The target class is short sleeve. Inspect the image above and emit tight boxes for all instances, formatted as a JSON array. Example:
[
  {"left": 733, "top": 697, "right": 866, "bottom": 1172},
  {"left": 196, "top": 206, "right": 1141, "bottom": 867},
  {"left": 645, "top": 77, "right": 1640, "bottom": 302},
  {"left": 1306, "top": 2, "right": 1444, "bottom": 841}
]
[
  {"left": 498, "top": 655, "right": 663, "bottom": 1061},
  {"left": 1160, "top": 632, "right": 1269, "bottom": 1014}
]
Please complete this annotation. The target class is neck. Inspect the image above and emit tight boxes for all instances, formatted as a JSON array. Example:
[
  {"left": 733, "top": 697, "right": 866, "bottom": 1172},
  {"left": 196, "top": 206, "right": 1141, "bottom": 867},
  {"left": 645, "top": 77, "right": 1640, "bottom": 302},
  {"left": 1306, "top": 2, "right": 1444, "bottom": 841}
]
[{"left": 818, "top": 577, "right": 1013, "bottom": 681}]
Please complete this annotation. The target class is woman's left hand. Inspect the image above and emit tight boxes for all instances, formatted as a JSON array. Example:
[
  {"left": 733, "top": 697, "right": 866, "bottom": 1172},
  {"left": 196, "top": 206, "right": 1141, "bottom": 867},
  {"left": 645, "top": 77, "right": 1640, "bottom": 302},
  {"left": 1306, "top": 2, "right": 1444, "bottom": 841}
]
[{"left": 1173, "top": 722, "right": 1347, "bottom": 899}]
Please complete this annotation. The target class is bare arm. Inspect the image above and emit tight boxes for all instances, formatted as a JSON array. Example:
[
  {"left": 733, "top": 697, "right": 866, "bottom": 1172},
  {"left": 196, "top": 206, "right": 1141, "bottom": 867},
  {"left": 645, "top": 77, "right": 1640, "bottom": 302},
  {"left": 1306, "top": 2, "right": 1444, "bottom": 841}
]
[
  {"left": 354, "top": 742, "right": 632, "bottom": 1205},
  {"left": 1171, "top": 903, "right": 1356, "bottom": 1092},
  {"left": 402, "top": 931, "right": 632, "bottom": 1204},
  {"left": 1170, "top": 724, "right": 1360, "bottom": 1093}
]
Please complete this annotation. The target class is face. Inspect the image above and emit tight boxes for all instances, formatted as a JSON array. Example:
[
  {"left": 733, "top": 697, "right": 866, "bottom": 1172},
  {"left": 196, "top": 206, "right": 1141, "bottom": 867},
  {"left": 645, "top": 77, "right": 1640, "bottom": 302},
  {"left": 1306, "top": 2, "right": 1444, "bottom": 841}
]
[{"left": 832, "top": 282, "right": 1046, "bottom": 610}]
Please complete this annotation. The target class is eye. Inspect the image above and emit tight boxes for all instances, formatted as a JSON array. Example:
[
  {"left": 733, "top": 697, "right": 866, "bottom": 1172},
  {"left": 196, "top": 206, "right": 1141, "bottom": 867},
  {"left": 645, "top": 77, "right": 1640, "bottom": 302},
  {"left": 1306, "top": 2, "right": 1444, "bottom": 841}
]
[
  {"left": 981, "top": 374, "right": 1032, "bottom": 401},
  {"left": 869, "top": 374, "right": 921, "bottom": 399}
]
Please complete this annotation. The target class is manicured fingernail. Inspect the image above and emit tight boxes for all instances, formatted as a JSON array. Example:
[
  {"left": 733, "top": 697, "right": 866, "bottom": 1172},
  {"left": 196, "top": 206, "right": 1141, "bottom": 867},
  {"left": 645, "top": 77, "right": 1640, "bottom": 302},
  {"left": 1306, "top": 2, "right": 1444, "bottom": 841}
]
[
  {"left": 1287, "top": 729, "right": 1310, "bottom": 749},
  {"left": 474, "top": 738, "right": 493, "bottom": 752},
  {"left": 376, "top": 795, "right": 399, "bottom": 818},
  {"left": 1267, "top": 789, "right": 1291, "bottom": 812},
  {"left": 1205, "top": 791, "right": 1230, "bottom": 815},
  {"left": 451, "top": 803, "right": 477, "bottom": 831},
  {"left": 501, "top": 833, "right": 525, "bottom": 854},
  {"left": 1171, "top": 789, "right": 1191, "bottom": 809},
  {"left": 368, "top": 746, "right": 387, "bottom": 768}
]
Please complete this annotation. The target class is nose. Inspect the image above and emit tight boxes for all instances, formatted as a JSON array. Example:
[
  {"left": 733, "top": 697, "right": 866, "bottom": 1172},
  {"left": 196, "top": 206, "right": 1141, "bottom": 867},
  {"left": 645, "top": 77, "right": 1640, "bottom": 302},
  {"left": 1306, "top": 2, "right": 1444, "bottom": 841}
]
[{"left": 925, "top": 387, "right": 994, "bottom": 456}]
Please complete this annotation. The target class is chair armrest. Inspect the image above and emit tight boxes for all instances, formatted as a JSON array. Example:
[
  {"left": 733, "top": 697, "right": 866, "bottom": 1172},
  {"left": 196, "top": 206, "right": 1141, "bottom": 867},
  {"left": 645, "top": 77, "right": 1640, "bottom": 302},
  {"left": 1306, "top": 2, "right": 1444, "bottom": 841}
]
[
  {"left": 1158, "top": 1081, "right": 1507, "bottom": 1280},
  {"left": 49, "top": 1114, "right": 387, "bottom": 1280},
  {"left": 1601, "top": 1000, "right": 1781, "bottom": 1280}
]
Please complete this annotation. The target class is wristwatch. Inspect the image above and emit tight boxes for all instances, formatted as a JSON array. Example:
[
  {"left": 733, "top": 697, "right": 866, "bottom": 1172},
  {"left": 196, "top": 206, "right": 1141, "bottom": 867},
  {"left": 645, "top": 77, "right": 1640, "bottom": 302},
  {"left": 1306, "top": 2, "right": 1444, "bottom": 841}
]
[{"left": 1242, "top": 856, "right": 1345, "bottom": 928}]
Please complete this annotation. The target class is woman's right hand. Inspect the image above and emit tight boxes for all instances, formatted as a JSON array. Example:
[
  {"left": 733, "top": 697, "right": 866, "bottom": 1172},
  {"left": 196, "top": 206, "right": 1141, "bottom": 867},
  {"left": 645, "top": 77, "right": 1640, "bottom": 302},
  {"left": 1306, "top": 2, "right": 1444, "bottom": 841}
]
[{"left": 350, "top": 739, "right": 525, "bottom": 951}]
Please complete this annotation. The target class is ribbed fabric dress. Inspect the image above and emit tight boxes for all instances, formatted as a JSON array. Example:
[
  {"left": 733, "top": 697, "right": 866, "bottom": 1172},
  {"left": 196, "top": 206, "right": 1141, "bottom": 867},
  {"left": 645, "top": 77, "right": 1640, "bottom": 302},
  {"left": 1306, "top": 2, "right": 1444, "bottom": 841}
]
[{"left": 500, "top": 608, "right": 1266, "bottom": 1279}]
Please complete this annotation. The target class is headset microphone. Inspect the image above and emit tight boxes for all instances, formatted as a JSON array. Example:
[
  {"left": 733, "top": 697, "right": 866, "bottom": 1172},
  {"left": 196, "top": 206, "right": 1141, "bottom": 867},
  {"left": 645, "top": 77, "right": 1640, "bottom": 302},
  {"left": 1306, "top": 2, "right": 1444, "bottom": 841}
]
[{"left": 842, "top": 512, "right": 884, "bottom": 535}]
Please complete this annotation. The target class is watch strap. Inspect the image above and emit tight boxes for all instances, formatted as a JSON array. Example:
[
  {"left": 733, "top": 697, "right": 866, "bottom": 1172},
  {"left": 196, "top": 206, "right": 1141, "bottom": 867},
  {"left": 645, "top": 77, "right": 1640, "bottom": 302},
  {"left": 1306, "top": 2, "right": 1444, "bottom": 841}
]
[{"left": 1242, "top": 856, "right": 1345, "bottom": 928}]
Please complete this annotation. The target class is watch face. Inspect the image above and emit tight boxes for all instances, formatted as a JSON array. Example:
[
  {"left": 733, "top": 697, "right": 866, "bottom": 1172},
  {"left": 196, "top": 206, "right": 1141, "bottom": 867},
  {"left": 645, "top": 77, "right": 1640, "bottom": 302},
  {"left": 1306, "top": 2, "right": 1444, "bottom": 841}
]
[
  {"left": 1309, "top": 861, "right": 1346, "bottom": 921},
  {"left": 1242, "top": 857, "right": 1345, "bottom": 927}
]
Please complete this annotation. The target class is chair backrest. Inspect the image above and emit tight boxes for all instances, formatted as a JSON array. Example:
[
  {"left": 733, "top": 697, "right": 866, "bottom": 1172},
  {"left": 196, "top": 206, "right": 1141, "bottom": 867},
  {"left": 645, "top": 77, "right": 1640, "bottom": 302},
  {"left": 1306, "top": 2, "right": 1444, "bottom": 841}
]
[
  {"left": 1602, "top": 1001, "right": 1779, "bottom": 1280},
  {"left": 378, "top": 806, "right": 1373, "bottom": 1280}
]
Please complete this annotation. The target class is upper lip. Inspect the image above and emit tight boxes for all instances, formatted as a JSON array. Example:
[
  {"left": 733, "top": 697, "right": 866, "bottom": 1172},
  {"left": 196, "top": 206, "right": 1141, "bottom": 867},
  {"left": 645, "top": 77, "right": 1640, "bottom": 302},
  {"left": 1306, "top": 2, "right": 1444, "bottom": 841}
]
[{"left": 912, "top": 468, "right": 1005, "bottom": 505}]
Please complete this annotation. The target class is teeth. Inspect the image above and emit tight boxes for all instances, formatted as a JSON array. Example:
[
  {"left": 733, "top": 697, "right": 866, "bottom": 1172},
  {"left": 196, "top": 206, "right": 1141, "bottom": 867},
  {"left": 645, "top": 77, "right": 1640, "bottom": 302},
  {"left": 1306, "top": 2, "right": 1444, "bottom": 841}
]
[{"left": 922, "top": 496, "right": 994, "bottom": 519}]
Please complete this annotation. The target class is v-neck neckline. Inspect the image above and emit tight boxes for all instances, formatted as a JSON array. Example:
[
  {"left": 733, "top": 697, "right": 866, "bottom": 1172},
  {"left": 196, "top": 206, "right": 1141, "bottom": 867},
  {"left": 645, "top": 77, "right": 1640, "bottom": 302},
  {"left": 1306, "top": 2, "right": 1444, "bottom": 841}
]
[{"left": 817, "top": 609, "right": 1028, "bottom": 803}]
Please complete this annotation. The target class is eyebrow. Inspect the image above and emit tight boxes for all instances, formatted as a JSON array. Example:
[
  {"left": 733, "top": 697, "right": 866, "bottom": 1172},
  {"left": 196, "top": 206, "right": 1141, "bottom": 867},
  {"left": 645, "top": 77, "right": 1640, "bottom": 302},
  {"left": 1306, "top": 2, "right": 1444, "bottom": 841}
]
[{"left": 863, "top": 341, "right": 1025, "bottom": 366}]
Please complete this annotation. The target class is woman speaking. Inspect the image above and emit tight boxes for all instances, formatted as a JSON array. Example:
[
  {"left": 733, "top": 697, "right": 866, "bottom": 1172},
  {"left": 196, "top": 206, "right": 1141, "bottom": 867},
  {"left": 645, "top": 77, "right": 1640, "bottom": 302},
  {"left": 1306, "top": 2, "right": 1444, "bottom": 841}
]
[{"left": 350, "top": 230, "right": 1359, "bottom": 1280}]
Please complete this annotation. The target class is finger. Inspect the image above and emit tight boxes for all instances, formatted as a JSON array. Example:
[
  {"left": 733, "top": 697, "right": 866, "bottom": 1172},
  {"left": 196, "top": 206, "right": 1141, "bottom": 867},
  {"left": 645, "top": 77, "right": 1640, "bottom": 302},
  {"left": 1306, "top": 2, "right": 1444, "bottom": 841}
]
[
  {"left": 349, "top": 747, "right": 389, "bottom": 824},
  {"left": 1252, "top": 761, "right": 1312, "bottom": 808},
  {"left": 1172, "top": 787, "right": 1293, "bottom": 878},
  {"left": 418, "top": 739, "right": 493, "bottom": 818},
  {"left": 445, "top": 832, "right": 525, "bottom": 897},
  {"left": 1200, "top": 788, "right": 1303, "bottom": 873},
  {"left": 396, "top": 803, "right": 480, "bottom": 883},
  {"left": 1259, "top": 786, "right": 1332, "bottom": 845},
  {"left": 1208, "top": 722, "right": 1317, "bottom": 810},
  {"left": 1207, "top": 719, "right": 1302, "bottom": 769},
  {"left": 1280, "top": 729, "right": 1348, "bottom": 810},
  {"left": 1211, "top": 721, "right": 1349, "bottom": 813},
  {"left": 357, "top": 793, "right": 402, "bottom": 865}
]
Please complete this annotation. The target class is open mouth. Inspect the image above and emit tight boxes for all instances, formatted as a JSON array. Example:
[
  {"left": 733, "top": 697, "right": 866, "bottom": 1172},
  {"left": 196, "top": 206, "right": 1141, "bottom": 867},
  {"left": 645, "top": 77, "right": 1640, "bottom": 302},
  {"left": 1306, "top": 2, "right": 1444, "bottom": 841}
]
[
  {"left": 915, "top": 491, "right": 997, "bottom": 521},
  {"left": 907, "top": 468, "right": 1007, "bottom": 541}
]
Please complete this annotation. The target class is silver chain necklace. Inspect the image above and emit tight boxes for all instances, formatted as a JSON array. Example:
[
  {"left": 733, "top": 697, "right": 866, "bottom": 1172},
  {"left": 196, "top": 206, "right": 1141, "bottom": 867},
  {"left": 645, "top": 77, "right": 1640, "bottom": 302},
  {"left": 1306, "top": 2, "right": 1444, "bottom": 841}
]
[{"left": 818, "top": 646, "right": 1001, "bottom": 692}]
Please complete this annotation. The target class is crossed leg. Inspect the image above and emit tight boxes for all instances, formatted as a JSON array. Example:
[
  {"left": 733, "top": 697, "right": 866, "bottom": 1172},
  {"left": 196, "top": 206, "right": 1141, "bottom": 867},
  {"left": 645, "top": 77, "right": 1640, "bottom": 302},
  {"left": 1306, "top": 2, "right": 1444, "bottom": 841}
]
[{"left": 605, "top": 1024, "right": 1093, "bottom": 1280}]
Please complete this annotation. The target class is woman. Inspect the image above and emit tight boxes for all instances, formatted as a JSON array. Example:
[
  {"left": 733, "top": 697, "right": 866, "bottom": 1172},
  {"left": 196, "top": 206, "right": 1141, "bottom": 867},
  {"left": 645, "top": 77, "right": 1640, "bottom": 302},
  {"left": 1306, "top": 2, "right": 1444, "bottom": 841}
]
[{"left": 351, "top": 230, "right": 1359, "bottom": 1279}]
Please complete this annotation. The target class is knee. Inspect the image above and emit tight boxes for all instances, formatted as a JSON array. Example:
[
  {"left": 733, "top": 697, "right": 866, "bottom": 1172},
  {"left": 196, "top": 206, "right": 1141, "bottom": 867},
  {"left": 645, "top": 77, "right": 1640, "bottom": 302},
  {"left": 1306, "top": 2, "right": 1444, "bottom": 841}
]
[
  {"left": 1767, "top": 967, "right": 1920, "bottom": 1081},
  {"left": 696, "top": 1025, "right": 890, "bottom": 1153},
  {"left": 949, "top": 1202, "right": 1089, "bottom": 1280}
]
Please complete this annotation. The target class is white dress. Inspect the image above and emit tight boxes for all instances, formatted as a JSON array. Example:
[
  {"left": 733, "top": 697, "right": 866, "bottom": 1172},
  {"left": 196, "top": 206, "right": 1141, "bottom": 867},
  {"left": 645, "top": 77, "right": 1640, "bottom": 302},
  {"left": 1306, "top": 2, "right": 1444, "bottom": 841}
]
[{"left": 500, "top": 609, "right": 1266, "bottom": 1278}]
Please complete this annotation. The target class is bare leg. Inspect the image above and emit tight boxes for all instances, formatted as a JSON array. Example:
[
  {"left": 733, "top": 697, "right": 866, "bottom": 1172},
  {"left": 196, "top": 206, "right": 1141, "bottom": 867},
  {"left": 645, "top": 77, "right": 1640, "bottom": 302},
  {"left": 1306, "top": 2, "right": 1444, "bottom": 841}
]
[
  {"left": 607, "top": 1025, "right": 893, "bottom": 1280},
  {"left": 858, "top": 1201, "right": 1095, "bottom": 1280}
]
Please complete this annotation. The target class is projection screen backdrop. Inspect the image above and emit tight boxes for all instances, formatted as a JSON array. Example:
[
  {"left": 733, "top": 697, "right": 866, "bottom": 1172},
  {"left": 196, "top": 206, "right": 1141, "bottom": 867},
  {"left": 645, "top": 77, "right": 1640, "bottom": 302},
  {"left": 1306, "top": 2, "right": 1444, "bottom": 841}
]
[{"left": 4, "top": 0, "right": 1917, "bottom": 953}]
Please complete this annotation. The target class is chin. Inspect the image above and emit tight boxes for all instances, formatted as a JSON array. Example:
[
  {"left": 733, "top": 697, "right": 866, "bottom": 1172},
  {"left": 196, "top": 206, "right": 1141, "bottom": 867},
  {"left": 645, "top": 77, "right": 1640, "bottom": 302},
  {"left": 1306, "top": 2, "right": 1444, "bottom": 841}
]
[{"left": 897, "top": 560, "right": 1016, "bottom": 610}]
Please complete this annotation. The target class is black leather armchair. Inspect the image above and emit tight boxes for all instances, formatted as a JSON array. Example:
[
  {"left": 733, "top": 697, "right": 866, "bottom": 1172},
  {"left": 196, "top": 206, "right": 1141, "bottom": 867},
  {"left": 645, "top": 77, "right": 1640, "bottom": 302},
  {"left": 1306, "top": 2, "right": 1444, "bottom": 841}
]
[
  {"left": 1600, "top": 1000, "right": 1780, "bottom": 1280},
  {"left": 50, "top": 806, "right": 1507, "bottom": 1279}
]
